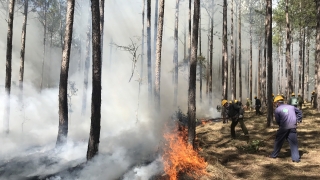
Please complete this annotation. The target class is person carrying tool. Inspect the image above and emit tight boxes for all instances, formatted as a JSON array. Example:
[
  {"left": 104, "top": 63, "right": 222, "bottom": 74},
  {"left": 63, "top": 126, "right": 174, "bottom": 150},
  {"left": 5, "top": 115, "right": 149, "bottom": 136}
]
[
  {"left": 297, "top": 94, "right": 303, "bottom": 109},
  {"left": 288, "top": 93, "right": 298, "bottom": 107},
  {"left": 254, "top": 96, "right": 262, "bottom": 115},
  {"left": 269, "top": 95, "right": 302, "bottom": 163},
  {"left": 221, "top": 99, "right": 249, "bottom": 139}
]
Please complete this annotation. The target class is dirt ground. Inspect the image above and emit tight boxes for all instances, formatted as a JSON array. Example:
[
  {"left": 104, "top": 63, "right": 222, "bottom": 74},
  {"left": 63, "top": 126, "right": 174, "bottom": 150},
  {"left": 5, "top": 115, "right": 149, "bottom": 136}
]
[{"left": 196, "top": 103, "right": 320, "bottom": 180}]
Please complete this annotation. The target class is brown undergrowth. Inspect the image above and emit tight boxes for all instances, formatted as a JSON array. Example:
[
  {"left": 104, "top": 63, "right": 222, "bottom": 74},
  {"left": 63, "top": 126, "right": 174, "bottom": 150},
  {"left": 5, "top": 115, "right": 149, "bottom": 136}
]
[{"left": 196, "top": 103, "right": 320, "bottom": 180}]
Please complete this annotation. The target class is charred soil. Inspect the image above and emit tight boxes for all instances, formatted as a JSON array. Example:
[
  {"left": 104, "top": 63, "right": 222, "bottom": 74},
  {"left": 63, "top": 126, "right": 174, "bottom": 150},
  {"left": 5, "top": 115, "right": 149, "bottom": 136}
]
[{"left": 196, "top": 103, "right": 320, "bottom": 180}]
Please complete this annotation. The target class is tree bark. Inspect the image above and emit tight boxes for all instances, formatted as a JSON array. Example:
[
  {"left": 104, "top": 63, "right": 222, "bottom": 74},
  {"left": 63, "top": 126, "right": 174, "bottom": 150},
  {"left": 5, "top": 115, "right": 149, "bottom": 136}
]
[
  {"left": 302, "top": 27, "right": 305, "bottom": 100},
  {"left": 249, "top": 8, "right": 253, "bottom": 102},
  {"left": 306, "top": 28, "right": 310, "bottom": 101},
  {"left": 266, "top": 0, "right": 273, "bottom": 127},
  {"left": 173, "top": 0, "right": 180, "bottom": 106},
  {"left": 238, "top": 0, "right": 242, "bottom": 102},
  {"left": 4, "top": 0, "right": 15, "bottom": 134},
  {"left": 154, "top": 0, "right": 165, "bottom": 110},
  {"left": 188, "top": 0, "right": 200, "bottom": 148},
  {"left": 19, "top": 0, "right": 28, "bottom": 102},
  {"left": 87, "top": 0, "right": 102, "bottom": 160},
  {"left": 198, "top": 5, "right": 202, "bottom": 104},
  {"left": 286, "top": 0, "right": 293, "bottom": 97},
  {"left": 209, "top": 18, "right": 213, "bottom": 105},
  {"left": 230, "top": 0, "right": 235, "bottom": 101},
  {"left": 100, "top": 0, "right": 104, "bottom": 62},
  {"left": 222, "top": 0, "right": 228, "bottom": 100},
  {"left": 188, "top": 0, "right": 191, "bottom": 67},
  {"left": 153, "top": 0, "right": 159, "bottom": 78},
  {"left": 56, "top": 0, "right": 75, "bottom": 146},
  {"left": 316, "top": 0, "right": 320, "bottom": 111},
  {"left": 147, "top": 0, "right": 152, "bottom": 104}
]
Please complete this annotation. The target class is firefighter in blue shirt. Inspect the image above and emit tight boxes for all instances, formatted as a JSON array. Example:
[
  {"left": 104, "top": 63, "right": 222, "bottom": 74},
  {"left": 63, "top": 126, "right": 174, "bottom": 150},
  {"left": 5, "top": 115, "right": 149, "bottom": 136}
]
[{"left": 269, "top": 95, "right": 302, "bottom": 162}]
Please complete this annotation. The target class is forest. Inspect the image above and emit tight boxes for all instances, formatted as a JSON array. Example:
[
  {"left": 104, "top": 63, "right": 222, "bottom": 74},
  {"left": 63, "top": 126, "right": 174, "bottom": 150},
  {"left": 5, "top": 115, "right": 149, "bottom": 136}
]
[{"left": 0, "top": 0, "right": 320, "bottom": 179}]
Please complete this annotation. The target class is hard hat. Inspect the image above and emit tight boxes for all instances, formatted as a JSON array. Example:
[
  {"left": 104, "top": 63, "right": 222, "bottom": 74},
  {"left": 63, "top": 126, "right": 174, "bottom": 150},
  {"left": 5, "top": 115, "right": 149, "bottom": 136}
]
[
  {"left": 247, "top": 98, "right": 249, "bottom": 100},
  {"left": 274, "top": 95, "right": 284, "bottom": 103},
  {"left": 292, "top": 93, "right": 295, "bottom": 96},
  {"left": 234, "top": 99, "right": 238, "bottom": 103},
  {"left": 272, "top": 93, "right": 274, "bottom": 97},
  {"left": 221, "top": 99, "right": 228, "bottom": 106},
  {"left": 298, "top": 94, "right": 301, "bottom": 96},
  {"left": 277, "top": 94, "right": 280, "bottom": 96},
  {"left": 254, "top": 96, "right": 257, "bottom": 99},
  {"left": 229, "top": 100, "right": 232, "bottom": 103}
]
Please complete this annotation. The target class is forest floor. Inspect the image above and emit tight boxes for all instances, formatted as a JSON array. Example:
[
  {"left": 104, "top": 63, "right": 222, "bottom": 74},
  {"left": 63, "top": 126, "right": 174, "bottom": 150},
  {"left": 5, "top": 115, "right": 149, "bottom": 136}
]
[{"left": 196, "top": 103, "right": 320, "bottom": 180}]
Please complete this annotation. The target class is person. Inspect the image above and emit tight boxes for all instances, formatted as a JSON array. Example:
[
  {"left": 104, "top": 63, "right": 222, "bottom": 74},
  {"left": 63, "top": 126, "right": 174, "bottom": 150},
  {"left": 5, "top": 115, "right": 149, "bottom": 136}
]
[
  {"left": 297, "top": 94, "right": 303, "bottom": 109},
  {"left": 246, "top": 98, "right": 252, "bottom": 111},
  {"left": 254, "top": 96, "right": 262, "bottom": 115},
  {"left": 288, "top": 93, "right": 298, "bottom": 107},
  {"left": 311, "top": 91, "right": 316, "bottom": 107},
  {"left": 221, "top": 99, "right": 249, "bottom": 139},
  {"left": 269, "top": 95, "right": 302, "bottom": 163}
]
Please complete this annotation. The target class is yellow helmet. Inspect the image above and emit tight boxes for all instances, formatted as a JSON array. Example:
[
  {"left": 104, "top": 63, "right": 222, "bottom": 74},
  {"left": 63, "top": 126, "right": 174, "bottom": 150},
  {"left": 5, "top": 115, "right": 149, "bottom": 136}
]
[
  {"left": 274, "top": 95, "right": 284, "bottom": 103},
  {"left": 292, "top": 93, "right": 295, "bottom": 96},
  {"left": 298, "top": 94, "right": 301, "bottom": 96},
  {"left": 234, "top": 99, "right": 238, "bottom": 103},
  {"left": 254, "top": 96, "right": 257, "bottom": 99},
  {"left": 229, "top": 100, "right": 232, "bottom": 103},
  {"left": 221, "top": 99, "right": 228, "bottom": 106},
  {"left": 272, "top": 93, "right": 274, "bottom": 97}
]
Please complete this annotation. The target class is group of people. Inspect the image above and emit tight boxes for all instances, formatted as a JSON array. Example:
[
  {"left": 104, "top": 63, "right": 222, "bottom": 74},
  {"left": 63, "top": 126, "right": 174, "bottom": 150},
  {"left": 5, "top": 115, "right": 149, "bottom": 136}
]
[{"left": 220, "top": 93, "right": 303, "bottom": 163}]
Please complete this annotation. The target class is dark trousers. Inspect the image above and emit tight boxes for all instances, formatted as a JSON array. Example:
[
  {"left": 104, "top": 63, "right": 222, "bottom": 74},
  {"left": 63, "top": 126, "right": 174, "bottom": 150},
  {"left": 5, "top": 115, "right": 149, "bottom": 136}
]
[
  {"left": 255, "top": 106, "right": 262, "bottom": 115},
  {"left": 270, "top": 128, "right": 300, "bottom": 161},
  {"left": 230, "top": 118, "right": 248, "bottom": 138}
]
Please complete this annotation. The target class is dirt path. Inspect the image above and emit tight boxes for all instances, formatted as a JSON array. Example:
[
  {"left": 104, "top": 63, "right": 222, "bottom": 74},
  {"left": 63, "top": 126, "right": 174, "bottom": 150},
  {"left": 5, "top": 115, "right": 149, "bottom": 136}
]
[{"left": 197, "top": 105, "right": 320, "bottom": 180}]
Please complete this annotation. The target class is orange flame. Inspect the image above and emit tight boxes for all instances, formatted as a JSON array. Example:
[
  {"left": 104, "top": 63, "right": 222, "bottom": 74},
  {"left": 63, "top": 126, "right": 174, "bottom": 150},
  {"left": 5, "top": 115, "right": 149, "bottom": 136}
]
[{"left": 162, "top": 126, "right": 207, "bottom": 180}]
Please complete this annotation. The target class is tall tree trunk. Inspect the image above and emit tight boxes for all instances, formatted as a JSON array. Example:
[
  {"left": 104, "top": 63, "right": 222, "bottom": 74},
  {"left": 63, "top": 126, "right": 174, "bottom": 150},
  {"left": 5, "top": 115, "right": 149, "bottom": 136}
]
[
  {"left": 173, "top": 0, "right": 180, "bottom": 106},
  {"left": 298, "top": 12, "right": 302, "bottom": 95},
  {"left": 199, "top": 5, "right": 202, "bottom": 103},
  {"left": 306, "top": 28, "right": 310, "bottom": 101},
  {"left": 206, "top": 19, "right": 210, "bottom": 96},
  {"left": 188, "top": 0, "right": 191, "bottom": 67},
  {"left": 258, "top": 36, "right": 262, "bottom": 100},
  {"left": 100, "top": 0, "right": 104, "bottom": 62},
  {"left": 40, "top": 1, "right": 47, "bottom": 92},
  {"left": 19, "top": 0, "right": 28, "bottom": 102},
  {"left": 278, "top": 36, "right": 281, "bottom": 94},
  {"left": 238, "top": 0, "right": 242, "bottom": 102},
  {"left": 249, "top": 9, "right": 252, "bottom": 102},
  {"left": 266, "top": 0, "right": 273, "bottom": 127},
  {"left": 222, "top": 0, "right": 228, "bottom": 100},
  {"left": 302, "top": 27, "right": 305, "bottom": 100},
  {"left": 286, "top": 0, "right": 293, "bottom": 97},
  {"left": 188, "top": 0, "right": 200, "bottom": 148},
  {"left": 56, "top": 0, "right": 75, "bottom": 146},
  {"left": 154, "top": 0, "right": 165, "bottom": 110},
  {"left": 4, "top": 0, "right": 15, "bottom": 134},
  {"left": 59, "top": 0, "right": 64, "bottom": 50},
  {"left": 209, "top": 19, "right": 213, "bottom": 105},
  {"left": 316, "top": 0, "right": 320, "bottom": 111},
  {"left": 87, "top": 0, "right": 102, "bottom": 160},
  {"left": 81, "top": 14, "right": 91, "bottom": 116},
  {"left": 147, "top": 0, "right": 152, "bottom": 104},
  {"left": 153, "top": 0, "right": 159, "bottom": 79},
  {"left": 230, "top": 0, "right": 235, "bottom": 100},
  {"left": 141, "top": 0, "right": 145, "bottom": 78}
]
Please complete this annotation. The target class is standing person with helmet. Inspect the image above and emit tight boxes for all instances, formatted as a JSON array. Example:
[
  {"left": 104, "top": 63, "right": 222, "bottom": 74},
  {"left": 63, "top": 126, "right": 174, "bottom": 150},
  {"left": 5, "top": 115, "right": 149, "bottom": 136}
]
[
  {"left": 311, "top": 91, "right": 316, "bottom": 107},
  {"left": 254, "top": 96, "right": 262, "bottom": 115},
  {"left": 221, "top": 99, "right": 249, "bottom": 139},
  {"left": 288, "top": 93, "right": 298, "bottom": 107},
  {"left": 297, "top": 94, "right": 303, "bottom": 109},
  {"left": 269, "top": 95, "right": 302, "bottom": 163}
]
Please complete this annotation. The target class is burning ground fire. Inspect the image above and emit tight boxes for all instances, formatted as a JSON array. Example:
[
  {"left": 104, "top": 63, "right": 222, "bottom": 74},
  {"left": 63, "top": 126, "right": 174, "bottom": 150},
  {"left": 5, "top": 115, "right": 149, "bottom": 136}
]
[{"left": 162, "top": 126, "right": 208, "bottom": 180}]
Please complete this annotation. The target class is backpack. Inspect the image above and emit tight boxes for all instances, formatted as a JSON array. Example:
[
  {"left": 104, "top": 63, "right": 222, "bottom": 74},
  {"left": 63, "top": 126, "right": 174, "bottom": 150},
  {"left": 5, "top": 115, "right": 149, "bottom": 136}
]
[{"left": 290, "top": 97, "right": 298, "bottom": 106}]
